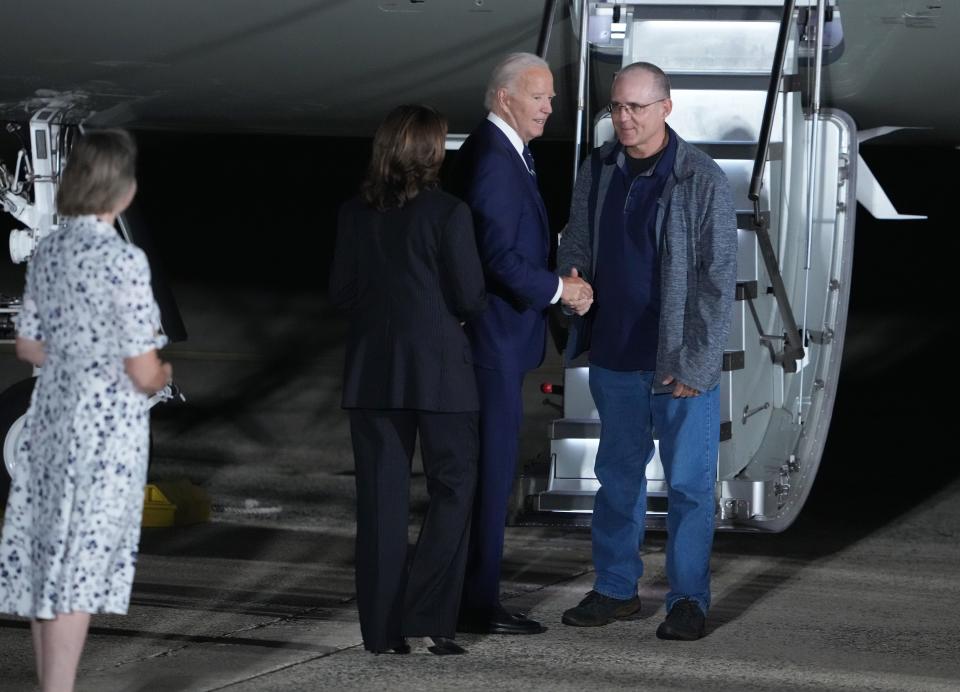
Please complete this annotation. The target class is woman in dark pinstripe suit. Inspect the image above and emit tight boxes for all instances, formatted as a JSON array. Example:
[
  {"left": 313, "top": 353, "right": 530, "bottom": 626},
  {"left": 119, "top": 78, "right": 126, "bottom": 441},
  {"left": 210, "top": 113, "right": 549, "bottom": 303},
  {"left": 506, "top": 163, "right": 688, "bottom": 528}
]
[{"left": 330, "top": 105, "right": 486, "bottom": 656}]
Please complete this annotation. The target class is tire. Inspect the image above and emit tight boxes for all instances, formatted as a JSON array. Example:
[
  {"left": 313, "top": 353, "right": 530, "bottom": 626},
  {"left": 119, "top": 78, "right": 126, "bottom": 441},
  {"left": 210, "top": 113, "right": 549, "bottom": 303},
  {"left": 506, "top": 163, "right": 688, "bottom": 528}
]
[{"left": 0, "top": 378, "right": 36, "bottom": 506}]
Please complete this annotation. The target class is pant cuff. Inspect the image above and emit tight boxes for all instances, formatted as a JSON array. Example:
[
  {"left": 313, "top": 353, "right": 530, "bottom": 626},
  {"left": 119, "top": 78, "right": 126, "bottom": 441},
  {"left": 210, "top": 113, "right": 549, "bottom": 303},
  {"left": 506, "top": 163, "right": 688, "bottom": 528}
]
[
  {"left": 666, "top": 595, "right": 709, "bottom": 615},
  {"left": 593, "top": 583, "right": 638, "bottom": 601}
]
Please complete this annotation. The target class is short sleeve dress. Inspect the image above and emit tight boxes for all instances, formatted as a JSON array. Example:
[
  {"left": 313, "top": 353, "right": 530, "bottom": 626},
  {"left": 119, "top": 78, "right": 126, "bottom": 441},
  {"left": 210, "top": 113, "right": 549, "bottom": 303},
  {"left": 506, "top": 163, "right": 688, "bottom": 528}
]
[{"left": 0, "top": 215, "right": 167, "bottom": 619}]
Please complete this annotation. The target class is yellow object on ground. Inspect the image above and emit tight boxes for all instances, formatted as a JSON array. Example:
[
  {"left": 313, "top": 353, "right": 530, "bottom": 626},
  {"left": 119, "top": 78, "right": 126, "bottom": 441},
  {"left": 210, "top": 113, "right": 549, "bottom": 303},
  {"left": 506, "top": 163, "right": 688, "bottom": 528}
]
[{"left": 142, "top": 479, "right": 211, "bottom": 528}]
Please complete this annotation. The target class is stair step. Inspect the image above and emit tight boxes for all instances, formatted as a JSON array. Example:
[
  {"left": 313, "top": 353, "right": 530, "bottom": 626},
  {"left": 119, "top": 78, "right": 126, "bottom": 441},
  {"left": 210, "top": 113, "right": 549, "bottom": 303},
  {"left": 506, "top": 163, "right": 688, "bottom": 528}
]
[
  {"left": 736, "top": 280, "right": 759, "bottom": 301},
  {"left": 668, "top": 73, "right": 772, "bottom": 91},
  {"left": 628, "top": 18, "right": 780, "bottom": 73},
  {"left": 625, "top": 2, "right": 785, "bottom": 23},
  {"left": 720, "top": 420, "right": 732, "bottom": 441},
  {"left": 671, "top": 87, "right": 772, "bottom": 140},
  {"left": 694, "top": 141, "right": 757, "bottom": 160},
  {"left": 720, "top": 161, "right": 770, "bottom": 211},
  {"left": 736, "top": 211, "right": 769, "bottom": 230},
  {"left": 533, "top": 492, "right": 670, "bottom": 515},
  {"left": 595, "top": 105, "right": 776, "bottom": 150},
  {"left": 550, "top": 418, "right": 733, "bottom": 443},
  {"left": 535, "top": 491, "right": 596, "bottom": 514},
  {"left": 550, "top": 419, "right": 600, "bottom": 441},
  {"left": 723, "top": 350, "right": 746, "bottom": 371}
]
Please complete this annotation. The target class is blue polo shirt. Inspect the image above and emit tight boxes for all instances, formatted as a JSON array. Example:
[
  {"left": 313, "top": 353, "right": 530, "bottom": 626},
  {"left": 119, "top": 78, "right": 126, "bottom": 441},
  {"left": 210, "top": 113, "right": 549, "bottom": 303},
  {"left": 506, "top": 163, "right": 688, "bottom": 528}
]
[{"left": 589, "top": 129, "right": 677, "bottom": 371}]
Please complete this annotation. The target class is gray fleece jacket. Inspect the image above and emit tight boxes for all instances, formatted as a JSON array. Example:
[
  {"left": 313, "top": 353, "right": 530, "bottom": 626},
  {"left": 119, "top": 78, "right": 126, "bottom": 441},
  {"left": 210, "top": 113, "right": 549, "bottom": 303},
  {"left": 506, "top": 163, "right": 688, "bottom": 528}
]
[{"left": 558, "top": 131, "right": 738, "bottom": 393}]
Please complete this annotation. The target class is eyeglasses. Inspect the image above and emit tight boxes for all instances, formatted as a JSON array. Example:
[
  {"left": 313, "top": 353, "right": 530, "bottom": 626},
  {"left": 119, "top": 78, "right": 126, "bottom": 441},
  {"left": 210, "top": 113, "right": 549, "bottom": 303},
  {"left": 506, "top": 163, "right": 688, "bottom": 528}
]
[{"left": 606, "top": 98, "right": 666, "bottom": 116}]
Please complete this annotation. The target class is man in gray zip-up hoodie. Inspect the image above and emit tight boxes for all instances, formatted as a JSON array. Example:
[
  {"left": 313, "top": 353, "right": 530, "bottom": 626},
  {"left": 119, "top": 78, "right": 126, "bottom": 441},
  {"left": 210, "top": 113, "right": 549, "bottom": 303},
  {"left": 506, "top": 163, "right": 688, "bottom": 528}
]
[{"left": 558, "top": 62, "right": 737, "bottom": 640}]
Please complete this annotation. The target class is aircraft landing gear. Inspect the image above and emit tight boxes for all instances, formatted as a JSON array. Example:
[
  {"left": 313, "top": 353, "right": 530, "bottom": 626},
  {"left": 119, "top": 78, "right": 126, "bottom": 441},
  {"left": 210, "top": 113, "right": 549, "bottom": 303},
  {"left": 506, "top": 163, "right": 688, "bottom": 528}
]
[{"left": 0, "top": 377, "right": 35, "bottom": 504}]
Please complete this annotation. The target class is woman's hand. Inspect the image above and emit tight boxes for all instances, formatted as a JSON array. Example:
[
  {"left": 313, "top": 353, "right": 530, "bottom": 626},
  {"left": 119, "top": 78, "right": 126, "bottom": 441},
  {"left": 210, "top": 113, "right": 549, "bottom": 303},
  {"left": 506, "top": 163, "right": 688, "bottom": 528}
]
[
  {"left": 15, "top": 337, "right": 46, "bottom": 367},
  {"left": 159, "top": 362, "right": 173, "bottom": 390},
  {"left": 124, "top": 349, "right": 172, "bottom": 394}
]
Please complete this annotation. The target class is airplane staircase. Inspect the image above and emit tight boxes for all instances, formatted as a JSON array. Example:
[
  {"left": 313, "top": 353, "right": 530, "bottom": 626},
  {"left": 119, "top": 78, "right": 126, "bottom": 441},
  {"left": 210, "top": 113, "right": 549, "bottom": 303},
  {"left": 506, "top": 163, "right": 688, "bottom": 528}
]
[{"left": 528, "top": 0, "right": 856, "bottom": 532}]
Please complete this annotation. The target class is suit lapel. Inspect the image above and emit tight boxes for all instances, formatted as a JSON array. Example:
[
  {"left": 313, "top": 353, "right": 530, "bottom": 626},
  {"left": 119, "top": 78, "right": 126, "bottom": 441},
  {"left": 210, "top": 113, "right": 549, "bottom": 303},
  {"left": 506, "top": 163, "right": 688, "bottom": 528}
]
[
  {"left": 483, "top": 121, "right": 550, "bottom": 242},
  {"left": 521, "top": 156, "right": 550, "bottom": 251},
  {"left": 527, "top": 172, "right": 550, "bottom": 234}
]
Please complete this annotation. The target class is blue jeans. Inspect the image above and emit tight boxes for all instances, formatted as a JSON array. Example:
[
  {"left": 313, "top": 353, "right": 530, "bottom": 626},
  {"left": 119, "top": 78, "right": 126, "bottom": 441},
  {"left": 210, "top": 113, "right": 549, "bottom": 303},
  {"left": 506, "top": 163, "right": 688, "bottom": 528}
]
[{"left": 589, "top": 364, "right": 719, "bottom": 614}]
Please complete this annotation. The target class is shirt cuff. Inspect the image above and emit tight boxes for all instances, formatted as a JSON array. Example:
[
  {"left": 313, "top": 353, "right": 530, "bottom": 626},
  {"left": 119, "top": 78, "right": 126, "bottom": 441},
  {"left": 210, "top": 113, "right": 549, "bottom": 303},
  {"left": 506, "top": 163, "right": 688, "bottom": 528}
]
[{"left": 550, "top": 277, "right": 564, "bottom": 305}]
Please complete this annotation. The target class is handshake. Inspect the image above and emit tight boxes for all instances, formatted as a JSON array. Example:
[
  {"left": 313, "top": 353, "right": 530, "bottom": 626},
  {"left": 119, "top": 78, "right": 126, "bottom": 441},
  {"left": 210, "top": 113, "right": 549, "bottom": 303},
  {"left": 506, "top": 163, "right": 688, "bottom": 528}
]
[{"left": 561, "top": 268, "right": 593, "bottom": 316}]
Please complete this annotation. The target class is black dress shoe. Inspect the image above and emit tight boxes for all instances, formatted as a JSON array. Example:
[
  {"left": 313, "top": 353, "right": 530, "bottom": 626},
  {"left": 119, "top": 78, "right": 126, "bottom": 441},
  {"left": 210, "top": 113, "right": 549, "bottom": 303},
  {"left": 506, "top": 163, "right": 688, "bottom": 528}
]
[
  {"left": 428, "top": 637, "right": 467, "bottom": 655},
  {"left": 369, "top": 638, "right": 411, "bottom": 655},
  {"left": 458, "top": 605, "right": 546, "bottom": 635}
]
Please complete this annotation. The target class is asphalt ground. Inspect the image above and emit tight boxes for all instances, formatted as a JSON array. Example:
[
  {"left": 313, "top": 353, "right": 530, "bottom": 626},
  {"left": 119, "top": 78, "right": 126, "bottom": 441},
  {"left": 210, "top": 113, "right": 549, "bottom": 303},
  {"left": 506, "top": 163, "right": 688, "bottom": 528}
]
[{"left": 0, "top": 280, "right": 958, "bottom": 692}]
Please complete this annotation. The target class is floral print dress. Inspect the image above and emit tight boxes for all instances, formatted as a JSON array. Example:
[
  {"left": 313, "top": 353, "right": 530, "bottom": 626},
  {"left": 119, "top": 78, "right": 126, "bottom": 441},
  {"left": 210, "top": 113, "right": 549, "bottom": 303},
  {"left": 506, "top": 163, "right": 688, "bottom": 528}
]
[{"left": 0, "top": 215, "right": 166, "bottom": 619}]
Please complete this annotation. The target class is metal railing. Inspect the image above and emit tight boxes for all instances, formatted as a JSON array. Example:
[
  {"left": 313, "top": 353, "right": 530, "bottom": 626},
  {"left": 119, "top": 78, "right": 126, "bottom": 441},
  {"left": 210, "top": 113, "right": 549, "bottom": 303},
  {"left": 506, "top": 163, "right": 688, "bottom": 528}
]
[
  {"left": 749, "top": 0, "right": 795, "bottom": 210},
  {"left": 536, "top": 0, "right": 560, "bottom": 58},
  {"left": 748, "top": 0, "right": 805, "bottom": 372}
]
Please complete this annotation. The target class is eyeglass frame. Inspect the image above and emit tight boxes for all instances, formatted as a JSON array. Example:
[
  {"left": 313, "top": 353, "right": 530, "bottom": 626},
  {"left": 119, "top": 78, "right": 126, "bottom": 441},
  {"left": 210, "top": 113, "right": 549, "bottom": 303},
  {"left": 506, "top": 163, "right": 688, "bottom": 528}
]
[{"left": 606, "top": 98, "right": 668, "bottom": 116}]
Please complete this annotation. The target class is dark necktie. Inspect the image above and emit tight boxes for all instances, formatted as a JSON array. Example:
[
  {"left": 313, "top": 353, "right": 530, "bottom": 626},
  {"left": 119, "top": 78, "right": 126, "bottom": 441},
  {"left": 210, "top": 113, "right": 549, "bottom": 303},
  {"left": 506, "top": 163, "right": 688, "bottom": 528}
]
[{"left": 522, "top": 145, "right": 536, "bottom": 178}]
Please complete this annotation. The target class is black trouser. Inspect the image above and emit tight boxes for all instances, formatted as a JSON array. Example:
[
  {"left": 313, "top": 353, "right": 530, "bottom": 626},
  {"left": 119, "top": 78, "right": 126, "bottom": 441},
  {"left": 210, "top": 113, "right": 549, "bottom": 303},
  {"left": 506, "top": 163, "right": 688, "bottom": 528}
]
[{"left": 349, "top": 409, "right": 478, "bottom": 650}]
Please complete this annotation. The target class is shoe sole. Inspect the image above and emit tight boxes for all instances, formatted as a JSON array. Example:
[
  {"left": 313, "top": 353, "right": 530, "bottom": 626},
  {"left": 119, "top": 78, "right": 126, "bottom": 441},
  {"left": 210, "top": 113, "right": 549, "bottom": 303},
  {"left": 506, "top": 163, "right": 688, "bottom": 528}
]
[
  {"left": 457, "top": 623, "right": 547, "bottom": 635},
  {"left": 561, "top": 601, "right": 641, "bottom": 627},
  {"left": 482, "top": 623, "right": 547, "bottom": 635}
]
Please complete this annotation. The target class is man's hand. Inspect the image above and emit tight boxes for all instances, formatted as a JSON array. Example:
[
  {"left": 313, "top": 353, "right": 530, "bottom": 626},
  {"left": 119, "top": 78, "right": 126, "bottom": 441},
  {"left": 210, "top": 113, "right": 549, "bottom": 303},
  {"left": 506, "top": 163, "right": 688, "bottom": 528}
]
[
  {"left": 662, "top": 375, "right": 700, "bottom": 398},
  {"left": 562, "top": 268, "right": 594, "bottom": 316}
]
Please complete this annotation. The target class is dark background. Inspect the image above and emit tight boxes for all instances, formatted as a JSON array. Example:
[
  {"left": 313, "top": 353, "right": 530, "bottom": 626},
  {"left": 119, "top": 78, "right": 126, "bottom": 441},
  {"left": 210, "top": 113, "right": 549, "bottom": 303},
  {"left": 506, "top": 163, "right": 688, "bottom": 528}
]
[
  {"left": 129, "top": 132, "right": 581, "bottom": 291},
  {"left": 2, "top": 130, "right": 956, "bottom": 533},
  {"left": 7, "top": 130, "right": 949, "bottom": 304},
  {"left": 132, "top": 132, "right": 957, "bottom": 533}
]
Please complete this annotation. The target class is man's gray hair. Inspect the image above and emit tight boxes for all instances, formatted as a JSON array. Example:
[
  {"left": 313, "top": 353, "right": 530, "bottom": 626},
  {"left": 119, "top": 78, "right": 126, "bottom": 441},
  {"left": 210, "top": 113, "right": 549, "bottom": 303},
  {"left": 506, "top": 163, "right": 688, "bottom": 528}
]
[
  {"left": 484, "top": 52, "right": 551, "bottom": 111},
  {"left": 614, "top": 61, "right": 671, "bottom": 99}
]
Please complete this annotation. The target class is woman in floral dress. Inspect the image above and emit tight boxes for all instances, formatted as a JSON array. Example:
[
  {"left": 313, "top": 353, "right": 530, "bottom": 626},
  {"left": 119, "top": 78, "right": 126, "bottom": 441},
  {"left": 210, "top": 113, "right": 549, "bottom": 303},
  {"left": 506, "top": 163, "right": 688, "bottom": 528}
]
[{"left": 0, "top": 129, "right": 171, "bottom": 692}]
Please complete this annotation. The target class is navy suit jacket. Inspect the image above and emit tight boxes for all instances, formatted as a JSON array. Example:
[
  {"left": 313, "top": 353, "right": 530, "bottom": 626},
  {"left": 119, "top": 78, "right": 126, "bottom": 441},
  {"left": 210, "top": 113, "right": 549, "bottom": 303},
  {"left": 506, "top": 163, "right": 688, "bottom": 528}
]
[{"left": 454, "top": 119, "right": 558, "bottom": 373}]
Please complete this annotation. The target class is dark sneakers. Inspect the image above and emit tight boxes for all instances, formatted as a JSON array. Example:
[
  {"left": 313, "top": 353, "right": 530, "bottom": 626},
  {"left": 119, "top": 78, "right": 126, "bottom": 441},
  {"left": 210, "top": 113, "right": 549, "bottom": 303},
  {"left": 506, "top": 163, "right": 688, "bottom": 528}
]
[
  {"left": 655, "top": 598, "right": 706, "bottom": 640},
  {"left": 561, "top": 590, "right": 641, "bottom": 627}
]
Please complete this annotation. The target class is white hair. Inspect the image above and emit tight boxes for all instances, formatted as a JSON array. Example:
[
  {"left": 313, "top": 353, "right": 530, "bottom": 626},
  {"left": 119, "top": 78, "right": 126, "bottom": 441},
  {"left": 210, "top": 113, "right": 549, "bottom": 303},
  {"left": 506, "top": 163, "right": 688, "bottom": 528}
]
[{"left": 484, "top": 52, "right": 551, "bottom": 111}]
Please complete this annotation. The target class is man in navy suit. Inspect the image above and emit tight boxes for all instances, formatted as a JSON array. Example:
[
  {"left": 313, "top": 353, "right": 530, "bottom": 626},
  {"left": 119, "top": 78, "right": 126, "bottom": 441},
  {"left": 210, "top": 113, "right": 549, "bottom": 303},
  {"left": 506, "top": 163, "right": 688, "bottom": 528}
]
[{"left": 455, "top": 52, "right": 593, "bottom": 635}]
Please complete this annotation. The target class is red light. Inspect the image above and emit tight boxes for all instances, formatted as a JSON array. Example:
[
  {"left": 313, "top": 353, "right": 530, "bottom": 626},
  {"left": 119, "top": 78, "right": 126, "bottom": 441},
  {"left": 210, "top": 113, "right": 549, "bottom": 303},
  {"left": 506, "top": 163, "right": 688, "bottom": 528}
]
[{"left": 541, "top": 383, "right": 554, "bottom": 394}]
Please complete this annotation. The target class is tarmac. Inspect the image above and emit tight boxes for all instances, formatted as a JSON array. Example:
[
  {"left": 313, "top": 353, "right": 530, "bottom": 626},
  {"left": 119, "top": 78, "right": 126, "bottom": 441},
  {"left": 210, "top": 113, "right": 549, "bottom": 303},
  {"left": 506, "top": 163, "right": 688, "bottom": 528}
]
[{"left": 1, "top": 280, "right": 958, "bottom": 692}]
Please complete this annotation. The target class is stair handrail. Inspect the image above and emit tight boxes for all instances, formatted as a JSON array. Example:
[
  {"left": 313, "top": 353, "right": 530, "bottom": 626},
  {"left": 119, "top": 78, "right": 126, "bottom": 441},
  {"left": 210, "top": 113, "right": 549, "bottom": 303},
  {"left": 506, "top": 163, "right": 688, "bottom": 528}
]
[
  {"left": 572, "top": 0, "right": 590, "bottom": 183},
  {"left": 536, "top": 0, "right": 560, "bottom": 58},
  {"left": 749, "top": 0, "right": 795, "bottom": 215},
  {"left": 748, "top": 0, "right": 805, "bottom": 371}
]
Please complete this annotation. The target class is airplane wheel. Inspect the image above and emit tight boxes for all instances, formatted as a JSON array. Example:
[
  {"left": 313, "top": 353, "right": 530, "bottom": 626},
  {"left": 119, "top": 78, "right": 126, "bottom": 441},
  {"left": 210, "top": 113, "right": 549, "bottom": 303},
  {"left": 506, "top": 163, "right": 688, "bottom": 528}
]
[{"left": 0, "top": 378, "right": 35, "bottom": 505}]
